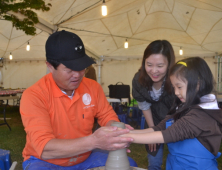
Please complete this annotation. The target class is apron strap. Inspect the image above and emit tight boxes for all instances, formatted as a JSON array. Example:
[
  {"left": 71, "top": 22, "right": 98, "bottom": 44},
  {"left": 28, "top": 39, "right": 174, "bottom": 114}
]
[{"left": 215, "top": 152, "right": 221, "bottom": 159}]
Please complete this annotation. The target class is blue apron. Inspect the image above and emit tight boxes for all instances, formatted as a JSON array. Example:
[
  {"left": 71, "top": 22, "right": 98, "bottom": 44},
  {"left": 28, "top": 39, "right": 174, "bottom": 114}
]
[{"left": 165, "top": 119, "right": 221, "bottom": 170}]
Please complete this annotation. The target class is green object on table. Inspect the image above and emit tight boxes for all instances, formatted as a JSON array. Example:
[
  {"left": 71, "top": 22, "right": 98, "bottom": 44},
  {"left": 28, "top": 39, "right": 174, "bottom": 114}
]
[{"left": 127, "top": 99, "right": 138, "bottom": 107}]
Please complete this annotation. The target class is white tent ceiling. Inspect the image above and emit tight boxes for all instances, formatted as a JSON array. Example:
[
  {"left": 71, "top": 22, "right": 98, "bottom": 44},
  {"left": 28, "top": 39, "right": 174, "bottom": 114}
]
[{"left": 0, "top": 0, "right": 222, "bottom": 62}]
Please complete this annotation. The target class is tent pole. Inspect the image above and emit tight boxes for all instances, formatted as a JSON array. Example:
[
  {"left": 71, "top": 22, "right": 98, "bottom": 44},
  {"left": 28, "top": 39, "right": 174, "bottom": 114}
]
[
  {"left": 97, "top": 56, "right": 104, "bottom": 85},
  {"left": 219, "top": 57, "right": 222, "bottom": 92}
]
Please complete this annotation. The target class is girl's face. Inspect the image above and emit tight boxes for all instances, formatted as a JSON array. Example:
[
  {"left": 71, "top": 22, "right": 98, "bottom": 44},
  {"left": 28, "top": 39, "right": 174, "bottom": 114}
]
[
  {"left": 145, "top": 54, "right": 168, "bottom": 84},
  {"left": 170, "top": 75, "right": 188, "bottom": 103}
]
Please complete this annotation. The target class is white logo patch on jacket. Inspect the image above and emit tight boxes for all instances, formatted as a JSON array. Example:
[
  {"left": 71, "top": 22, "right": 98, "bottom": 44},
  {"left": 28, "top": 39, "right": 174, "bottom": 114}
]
[{"left": 82, "top": 93, "right": 91, "bottom": 105}]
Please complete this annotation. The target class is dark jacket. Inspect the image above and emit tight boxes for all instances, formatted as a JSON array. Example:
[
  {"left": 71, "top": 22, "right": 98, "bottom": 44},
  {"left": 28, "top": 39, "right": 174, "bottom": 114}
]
[{"left": 132, "top": 72, "right": 174, "bottom": 126}]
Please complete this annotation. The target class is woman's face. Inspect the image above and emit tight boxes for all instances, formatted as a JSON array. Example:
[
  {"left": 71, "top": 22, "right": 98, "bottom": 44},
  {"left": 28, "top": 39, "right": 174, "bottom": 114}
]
[{"left": 145, "top": 54, "right": 169, "bottom": 83}]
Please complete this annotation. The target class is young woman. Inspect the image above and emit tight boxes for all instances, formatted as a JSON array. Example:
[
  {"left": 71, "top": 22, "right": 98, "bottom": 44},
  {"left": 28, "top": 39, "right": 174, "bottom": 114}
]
[
  {"left": 132, "top": 40, "right": 175, "bottom": 169},
  {"left": 127, "top": 57, "right": 222, "bottom": 170}
]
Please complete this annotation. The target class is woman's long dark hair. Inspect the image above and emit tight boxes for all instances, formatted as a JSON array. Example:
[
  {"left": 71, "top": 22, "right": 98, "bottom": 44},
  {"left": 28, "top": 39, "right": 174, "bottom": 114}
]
[
  {"left": 139, "top": 40, "right": 175, "bottom": 93},
  {"left": 168, "top": 57, "right": 214, "bottom": 121}
]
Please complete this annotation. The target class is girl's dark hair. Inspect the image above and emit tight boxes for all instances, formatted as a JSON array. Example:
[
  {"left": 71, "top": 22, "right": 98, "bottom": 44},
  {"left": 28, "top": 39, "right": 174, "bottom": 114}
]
[
  {"left": 169, "top": 57, "right": 214, "bottom": 120},
  {"left": 47, "top": 59, "right": 61, "bottom": 69},
  {"left": 139, "top": 40, "right": 175, "bottom": 93}
]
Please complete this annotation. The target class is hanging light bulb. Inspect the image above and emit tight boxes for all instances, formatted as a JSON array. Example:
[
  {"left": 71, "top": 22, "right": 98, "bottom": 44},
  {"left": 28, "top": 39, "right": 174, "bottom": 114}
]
[
  {"left": 101, "top": 0, "right": 107, "bottom": 16},
  {"left": 124, "top": 39, "right": 128, "bottom": 49},
  {"left": 179, "top": 47, "right": 183, "bottom": 55},
  {"left": 9, "top": 53, "right": 13, "bottom": 60},
  {"left": 26, "top": 42, "right": 30, "bottom": 51}
]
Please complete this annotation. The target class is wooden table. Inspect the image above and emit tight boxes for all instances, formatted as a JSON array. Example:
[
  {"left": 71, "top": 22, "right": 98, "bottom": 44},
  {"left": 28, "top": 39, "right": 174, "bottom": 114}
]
[
  {"left": 106, "top": 97, "right": 128, "bottom": 103},
  {"left": 0, "top": 95, "right": 20, "bottom": 130},
  {"left": 106, "top": 97, "right": 130, "bottom": 124},
  {"left": 106, "top": 97, "right": 129, "bottom": 110}
]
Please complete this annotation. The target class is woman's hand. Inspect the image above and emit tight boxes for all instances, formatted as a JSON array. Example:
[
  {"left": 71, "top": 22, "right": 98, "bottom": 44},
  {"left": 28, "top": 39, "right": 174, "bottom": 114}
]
[{"left": 148, "top": 143, "right": 159, "bottom": 152}]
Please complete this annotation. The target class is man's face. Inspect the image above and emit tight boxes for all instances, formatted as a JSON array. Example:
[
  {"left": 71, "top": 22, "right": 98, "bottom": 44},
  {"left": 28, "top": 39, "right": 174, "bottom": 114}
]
[{"left": 47, "top": 62, "right": 85, "bottom": 95}]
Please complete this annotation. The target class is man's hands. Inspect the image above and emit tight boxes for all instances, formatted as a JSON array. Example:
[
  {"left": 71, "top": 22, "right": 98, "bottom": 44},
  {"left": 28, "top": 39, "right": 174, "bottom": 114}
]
[
  {"left": 41, "top": 125, "right": 133, "bottom": 160},
  {"left": 92, "top": 126, "right": 133, "bottom": 151}
]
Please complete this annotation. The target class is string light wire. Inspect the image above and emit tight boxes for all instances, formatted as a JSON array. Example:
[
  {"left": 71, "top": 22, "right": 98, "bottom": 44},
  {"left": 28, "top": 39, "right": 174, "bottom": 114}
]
[{"left": 60, "top": 26, "right": 191, "bottom": 51}]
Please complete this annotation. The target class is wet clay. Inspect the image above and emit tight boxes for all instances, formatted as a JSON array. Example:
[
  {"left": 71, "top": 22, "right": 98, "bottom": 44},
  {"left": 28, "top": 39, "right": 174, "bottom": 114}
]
[{"left": 105, "top": 122, "right": 131, "bottom": 170}]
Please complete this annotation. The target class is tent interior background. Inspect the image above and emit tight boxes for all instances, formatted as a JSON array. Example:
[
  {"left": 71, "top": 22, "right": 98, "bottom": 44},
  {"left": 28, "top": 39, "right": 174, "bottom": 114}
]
[{"left": 0, "top": 0, "right": 222, "bottom": 101}]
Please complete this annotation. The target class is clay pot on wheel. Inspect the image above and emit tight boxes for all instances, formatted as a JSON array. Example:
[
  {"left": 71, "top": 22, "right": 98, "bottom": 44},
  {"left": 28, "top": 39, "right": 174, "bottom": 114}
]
[{"left": 105, "top": 122, "right": 131, "bottom": 170}]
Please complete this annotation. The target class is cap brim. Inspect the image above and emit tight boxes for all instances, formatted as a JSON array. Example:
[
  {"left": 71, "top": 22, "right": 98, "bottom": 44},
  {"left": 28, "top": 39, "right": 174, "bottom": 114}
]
[{"left": 61, "top": 55, "right": 96, "bottom": 71}]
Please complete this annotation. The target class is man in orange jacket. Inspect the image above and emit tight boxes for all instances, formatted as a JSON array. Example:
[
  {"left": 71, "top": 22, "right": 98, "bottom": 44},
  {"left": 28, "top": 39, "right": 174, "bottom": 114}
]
[{"left": 20, "top": 30, "right": 137, "bottom": 169}]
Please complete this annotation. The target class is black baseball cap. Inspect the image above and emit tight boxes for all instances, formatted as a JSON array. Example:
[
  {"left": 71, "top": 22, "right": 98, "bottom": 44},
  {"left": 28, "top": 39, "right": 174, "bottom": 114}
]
[{"left": 46, "top": 30, "right": 95, "bottom": 71}]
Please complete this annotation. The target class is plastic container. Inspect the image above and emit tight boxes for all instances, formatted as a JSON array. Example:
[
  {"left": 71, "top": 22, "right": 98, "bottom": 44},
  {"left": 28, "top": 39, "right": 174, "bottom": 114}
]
[{"left": 0, "top": 149, "right": 12, "bottom": 170}]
